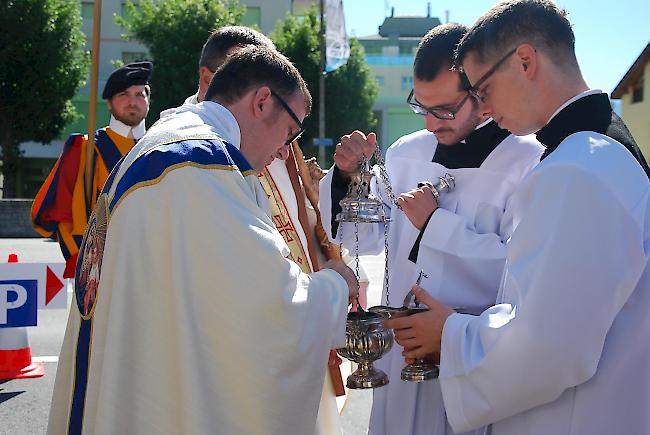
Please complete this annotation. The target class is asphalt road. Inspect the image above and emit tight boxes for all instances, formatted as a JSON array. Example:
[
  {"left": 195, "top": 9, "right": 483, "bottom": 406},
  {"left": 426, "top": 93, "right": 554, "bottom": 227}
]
[{"left": 0, "top": 238, "right": 385, "bottom": 435}]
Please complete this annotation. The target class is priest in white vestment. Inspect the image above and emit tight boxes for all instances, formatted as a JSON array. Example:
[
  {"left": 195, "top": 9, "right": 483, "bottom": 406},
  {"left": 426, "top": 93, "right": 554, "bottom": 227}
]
[
  {"left": 320, "top": 23, "right": 543, "bottom": 435},
  {"left": 47, "top": 46, "right": 357, "bottom": 435},
  {"left": 158, "top": 25, "right": 350, "bottom": 434},
  {"left": 387, "top": 3, "right": 650, "bottom": 435}
]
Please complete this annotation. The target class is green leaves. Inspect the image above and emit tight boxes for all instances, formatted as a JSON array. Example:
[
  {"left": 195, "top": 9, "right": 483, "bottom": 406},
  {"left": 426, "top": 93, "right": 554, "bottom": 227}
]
[
  {"left": 112, "top": 1, "right": 378, "bottom": 168},
  {"left": 116, "top": 0, "right": 245, "bottom": 125},
  {"left": 0, "top": 0, "right": 88, "bottom": 196},
  {"left": 270, "top": 7, "right": 378, "bottom": 167}
]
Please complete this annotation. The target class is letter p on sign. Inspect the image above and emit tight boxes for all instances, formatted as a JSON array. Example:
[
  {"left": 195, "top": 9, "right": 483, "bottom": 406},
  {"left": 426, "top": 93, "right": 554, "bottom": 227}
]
[{"left": 0, "top": 280, "right": 38, "bottom": 327}]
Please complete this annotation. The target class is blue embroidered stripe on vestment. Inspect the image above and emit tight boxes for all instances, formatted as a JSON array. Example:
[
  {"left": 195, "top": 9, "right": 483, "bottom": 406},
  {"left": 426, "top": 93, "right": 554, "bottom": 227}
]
[
  {"left": 68, "top": 318, "right": 93, "bottom": 435},
  {"left": 108, "top": 139, "right": 252, "bottom": 213}
]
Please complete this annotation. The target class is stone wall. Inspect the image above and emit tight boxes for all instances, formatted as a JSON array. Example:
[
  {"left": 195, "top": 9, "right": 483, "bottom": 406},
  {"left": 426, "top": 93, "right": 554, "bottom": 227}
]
[{"left": 0, "top": 199, "right": 39, "bottom": 237}]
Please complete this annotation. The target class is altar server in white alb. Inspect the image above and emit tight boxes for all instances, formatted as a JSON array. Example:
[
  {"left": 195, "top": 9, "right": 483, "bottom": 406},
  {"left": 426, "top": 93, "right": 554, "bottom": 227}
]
[
  {"left": 319, "top": 23, "right": 543, "bottom": 435},
  {"left": 47, "top": 46, "right": 359, "bottom": 435},
  {"left": 386, "top": 2, "right": 650, "bottom": 435}
]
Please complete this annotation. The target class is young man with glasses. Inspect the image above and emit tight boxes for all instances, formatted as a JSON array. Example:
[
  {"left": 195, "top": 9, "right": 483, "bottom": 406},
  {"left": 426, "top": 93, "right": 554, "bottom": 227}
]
[
  {"left": 387, "top": 2, "right": 650, "bottom": 435},
  {"left": 158, "top": 26, "right": 352, "bottom": 435},
  {"left": 319, "top": 22, "right": 543, "bottom": 435}
]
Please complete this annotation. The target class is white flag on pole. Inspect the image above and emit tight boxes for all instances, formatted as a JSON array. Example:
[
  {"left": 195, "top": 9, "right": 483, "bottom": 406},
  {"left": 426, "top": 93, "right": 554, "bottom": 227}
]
[{"left": 325, "top": 0, "right": 350, "bottom": 73}]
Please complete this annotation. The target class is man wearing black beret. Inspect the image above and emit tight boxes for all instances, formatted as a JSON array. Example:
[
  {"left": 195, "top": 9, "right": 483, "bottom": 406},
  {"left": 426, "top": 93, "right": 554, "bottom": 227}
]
[{"left": 32, "top": 61, "right": 153, "bottom": 277}]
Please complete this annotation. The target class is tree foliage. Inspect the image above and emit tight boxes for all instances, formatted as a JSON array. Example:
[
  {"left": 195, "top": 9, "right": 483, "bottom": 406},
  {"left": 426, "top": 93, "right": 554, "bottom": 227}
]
[
  {"left": 116, "top": 0, "right": 245, "bottom": 125},
  {"left": 0, "top": 0, "right": 88, "bottom": 197},
  {"left": 271, "top": 8, "right": 378, "bottom": 166}
]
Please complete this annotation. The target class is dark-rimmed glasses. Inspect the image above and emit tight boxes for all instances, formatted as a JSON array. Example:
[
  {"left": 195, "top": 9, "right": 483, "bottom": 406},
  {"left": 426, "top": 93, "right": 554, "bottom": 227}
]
[
  {"left": 466, "top": 48, "right": 517, "bottom": 102},
  {"left": 270, "top": 89, "right": 305, "bottom": 145},
  {"left": 407, "top": 89, "right": 471, "bottom": 121}
]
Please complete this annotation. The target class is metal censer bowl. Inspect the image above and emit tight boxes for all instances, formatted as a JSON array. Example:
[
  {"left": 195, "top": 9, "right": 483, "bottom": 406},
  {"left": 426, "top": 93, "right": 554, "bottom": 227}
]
[
  {"left": 337, "top": 310, "right": 394, "bottom": 389},
  {"left": 368, "top": 305, "right": 439, "bottom": 382},
  {"left": 395, "top": 307, "right": 439, "bottom": 381}
]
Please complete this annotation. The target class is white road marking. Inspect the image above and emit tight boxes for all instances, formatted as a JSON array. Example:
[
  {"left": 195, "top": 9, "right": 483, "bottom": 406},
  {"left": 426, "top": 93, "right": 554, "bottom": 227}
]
[{"left": 32, "top": 355, "right": 58, "bottom": 363}]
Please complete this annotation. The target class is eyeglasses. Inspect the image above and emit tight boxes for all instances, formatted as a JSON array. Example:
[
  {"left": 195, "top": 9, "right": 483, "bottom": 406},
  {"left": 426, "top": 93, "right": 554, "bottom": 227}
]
[
  {"left": 407, "top": 89, "right": 471, "bottom": 120},
  {"left": 466, "top": 48, "right": 517, "bottom": 102},
  {"left": 270, "top": 89, "right": 305, "bottom": 146}
]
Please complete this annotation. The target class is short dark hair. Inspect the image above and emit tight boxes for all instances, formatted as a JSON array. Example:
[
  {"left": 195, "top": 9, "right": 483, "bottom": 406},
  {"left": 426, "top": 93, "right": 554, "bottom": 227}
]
[
  {"left": 455, "top": 0, "right": 578, "bottom": 71},
  {"left": 199, "top": 26, "right": 275, "bottom": 72},
  {"left": 414, "top": 23, "right": 468, "bottom": 85},
  {"left": 205, "top": 45, "right": 312, "bottom": 115}
]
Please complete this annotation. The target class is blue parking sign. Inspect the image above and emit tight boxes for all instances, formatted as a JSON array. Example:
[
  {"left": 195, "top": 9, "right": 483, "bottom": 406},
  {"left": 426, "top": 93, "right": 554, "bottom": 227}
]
[{"left": 0, "top": 280, "right": 38, "bottom": 327}]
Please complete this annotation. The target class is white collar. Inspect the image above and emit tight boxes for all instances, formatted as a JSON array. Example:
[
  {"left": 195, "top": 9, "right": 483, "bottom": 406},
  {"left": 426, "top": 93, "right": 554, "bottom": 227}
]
[
  {"left": 184, "top": 93, "right": 200, "bottom": 105},
  {"left": 545, "top": 89, "right": 602, "bottom": 125},
  {"left": 109, "top": 115, "right": 146, "bottom": 140},
  {"left": 175, "top": 101, "right": 241, "bottom": 149},
  {"left": 475, "top": 117, "right": 494, "bottom": 130}
]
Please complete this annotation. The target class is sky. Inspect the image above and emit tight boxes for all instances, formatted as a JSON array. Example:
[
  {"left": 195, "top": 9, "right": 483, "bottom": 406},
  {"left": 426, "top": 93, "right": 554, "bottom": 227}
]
[{"left": 343, "top": 0, "right": 650, "bottom": 97}]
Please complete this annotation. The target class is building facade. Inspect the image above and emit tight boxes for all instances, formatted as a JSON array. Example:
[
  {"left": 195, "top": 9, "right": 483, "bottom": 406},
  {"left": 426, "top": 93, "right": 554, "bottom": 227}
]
[
  {"left": 16, "top": 0, "right": 299, "bottom": 198},
  {"left": 612, "top": 43, "right": 650, "bottom": 161},
  {"left": 17, "top": 0, "right": 149, "bottom": 198},
  {"left": 357, "top": 10, "right": 441, "bottom": 150},
  {"left": 16, "top": 1, "right": 440, "bottom": 196}
]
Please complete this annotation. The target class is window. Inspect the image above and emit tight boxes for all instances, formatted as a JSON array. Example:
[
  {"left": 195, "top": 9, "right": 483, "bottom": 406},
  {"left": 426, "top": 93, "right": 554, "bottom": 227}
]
[
  {"left": 401, "top": 76, "right": 413, "bottom": 91},
  {"left": 382, "top": 46, "right": 399, "bottom": 56},
  {"left": 363, "top": 45, "right": 382, "bottom": 55},
  {"left": 122, "top": 52, "right": 147, "bottom": 64},
  {"left": 632, "top": 78, "right": 644, "bottom": 103},
  {"left": 81, "top": 1, "right": 94, "bottom": 20},
  {"left": 399, "top": 45, "right": 416, "bottom": 55},
  {"left": 121, "top": 1, "right": 140, "bottom": 21},
  {"left": 376, "top": 76, "right": 385, "bottom": 87},
  {"left": 241, "top": 7, "right": 261, "bottom": 28}
]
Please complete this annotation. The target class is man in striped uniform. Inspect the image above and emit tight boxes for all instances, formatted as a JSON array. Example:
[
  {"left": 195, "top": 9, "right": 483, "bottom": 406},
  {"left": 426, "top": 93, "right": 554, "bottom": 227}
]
[{"left": 31, "top": 61, "right": 152, "bottom": 277}]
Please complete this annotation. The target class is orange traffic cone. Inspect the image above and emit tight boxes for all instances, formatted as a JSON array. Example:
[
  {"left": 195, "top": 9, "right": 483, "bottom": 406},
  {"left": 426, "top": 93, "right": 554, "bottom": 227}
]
[{"left": 0, "top": 253, "right": 45, "bottom": 380}]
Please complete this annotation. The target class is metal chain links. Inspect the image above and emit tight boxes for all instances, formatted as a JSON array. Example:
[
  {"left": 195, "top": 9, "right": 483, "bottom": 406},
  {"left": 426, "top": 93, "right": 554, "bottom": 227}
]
[
  {"left": 383, "top": 219, "right": 391, "bottom": 307},
  {"left": 354, "top": 221, "right": 361, "bottom": 295},
  {"left": 338, "top": 174, "right": 365, "bottom": 308},
  {"left": 372, "top": 147, "right": 401, "bottom": 210},
  {"left": 338, "top": 224, "right": 344, "bottom": 259},
  {"left": 338, "top": 224, "right": 360, "bottom": 308},
  {"left": 370, "top": 147, "right": 395, "bottom": 306},
  {"left": 338, "top": 146, "right": 397, "bottom": 309},
  {"left": 367, "top": 148, "right": 396, "bottom": 306},
  {"left": 353, "top": 166, "right": 364, "bottom": 306}
]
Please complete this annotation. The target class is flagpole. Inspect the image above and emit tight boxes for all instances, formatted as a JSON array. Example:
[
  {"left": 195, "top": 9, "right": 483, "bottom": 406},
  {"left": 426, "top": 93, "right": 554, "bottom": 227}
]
[
  {"left": 318, "top": 0, "right": 326, "bottom": 167},
  {"left": 85, "top": 0, "right": 102, "bottom": 205}
]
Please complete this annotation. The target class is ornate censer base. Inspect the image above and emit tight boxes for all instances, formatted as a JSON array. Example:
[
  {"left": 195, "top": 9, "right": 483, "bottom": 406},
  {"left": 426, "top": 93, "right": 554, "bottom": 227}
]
[
  {"left": 347, "top": 361, "right": 390, "bottom": 389},
  {"left": 337, "top": 311, "right": 393, "bottom": 389},
  {"left": 400, "top": 358, "right": 439, "bottom": 382}
]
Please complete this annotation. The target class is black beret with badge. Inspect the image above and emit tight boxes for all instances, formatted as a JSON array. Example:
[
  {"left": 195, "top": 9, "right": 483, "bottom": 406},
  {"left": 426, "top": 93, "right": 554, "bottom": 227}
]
[{"left": 102, "top": 61, "right": 153, "bottom": 100}]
